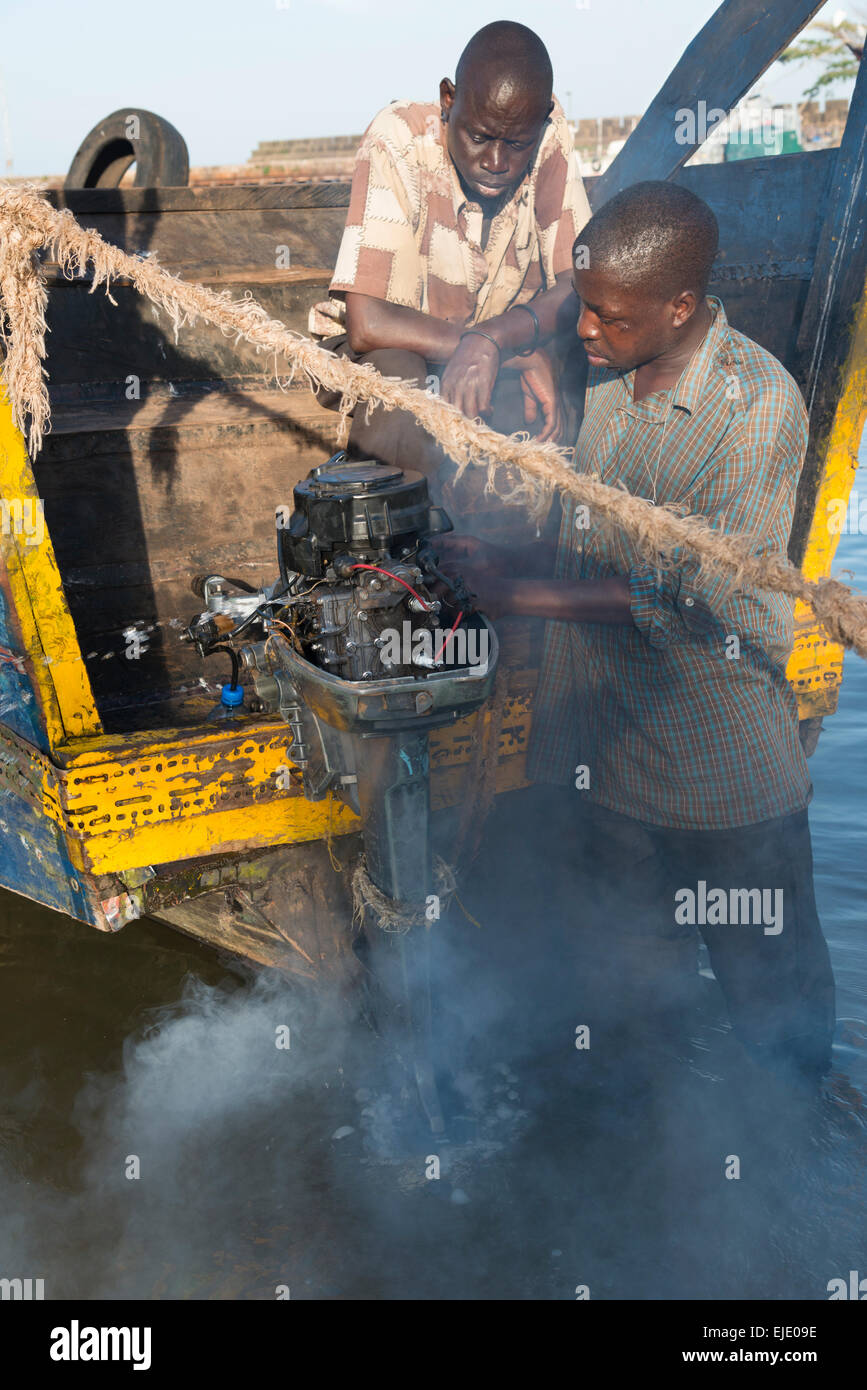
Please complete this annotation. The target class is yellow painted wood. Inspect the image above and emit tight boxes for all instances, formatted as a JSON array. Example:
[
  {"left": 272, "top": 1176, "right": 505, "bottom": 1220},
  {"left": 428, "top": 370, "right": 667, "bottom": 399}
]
[
  {"left": 60, "top": 729, "right": 298, "bottom": 837},
  {"left": 66, "top": 790, "right": 361, "bottom": 875},
  {"left": 55, "top": 719, "right": 292, "bottom": 768},
  {"left": 43, "top": 698, "right": 532, "bottom": 874},
  {"left": 786, "top": 275, "right": 867, "bottom": 716},
  {"left": 0, "top": 389, "right": 102, "bottom": 744},
  {"left": 787, "top": 600, "right": 845, "bottom": 718},
  {"left": 68, "top": 749, "right": 533, "bottom": 876}
]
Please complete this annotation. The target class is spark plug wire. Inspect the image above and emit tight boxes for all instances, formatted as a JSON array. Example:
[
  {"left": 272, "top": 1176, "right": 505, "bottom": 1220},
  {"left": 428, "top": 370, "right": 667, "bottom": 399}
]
[
  {"left": 349, "top": 563, "right": 465, "bottom": 665},
  {"left": 433, "top": 610, "right": 464, "bottom": 664}
]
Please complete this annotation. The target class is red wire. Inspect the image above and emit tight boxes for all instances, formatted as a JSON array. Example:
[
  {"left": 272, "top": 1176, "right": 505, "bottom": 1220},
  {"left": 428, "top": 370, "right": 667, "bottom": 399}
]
[
  {"left": 348, "top": 564, "right": 464, "bottom": 665},
  {"left": 349, "top": 563, "right": 432, "bottom": 610},
  {"left": 433, "top": 611, "right": 464, "bottom": 664}
]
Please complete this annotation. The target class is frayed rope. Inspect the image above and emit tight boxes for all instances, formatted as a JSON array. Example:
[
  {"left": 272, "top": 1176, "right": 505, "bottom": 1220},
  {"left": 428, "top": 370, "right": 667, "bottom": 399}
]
[{"left": 1, "top": 181, "right": 866, "bottom": 658}]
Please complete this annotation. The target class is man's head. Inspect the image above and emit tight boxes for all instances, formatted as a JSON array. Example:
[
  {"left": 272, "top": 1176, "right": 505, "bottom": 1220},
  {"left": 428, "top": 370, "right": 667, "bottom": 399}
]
[
  {"left": 573, "top": 182, "right": 719, "bottom": 372},
  {"left": 440, "top": 22, "right": 553, "bottom": 205}
]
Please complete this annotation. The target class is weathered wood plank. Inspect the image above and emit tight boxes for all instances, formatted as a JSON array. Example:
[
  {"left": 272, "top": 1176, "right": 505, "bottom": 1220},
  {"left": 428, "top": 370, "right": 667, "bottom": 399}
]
[
  {"left": 40, "top": 206, "right": 348, "bottom": 272},
  {"left": 48, "top": 183, "right": 353, "bottom": 214},
  {"left": 674, "top": 149, "right": 834, "bottom": 369},
  {"left": 46, "top": 384, "right": 341, "bottom": 436},
  {"left": 43, "top": 278, "right": 333, "bottom": 386}
]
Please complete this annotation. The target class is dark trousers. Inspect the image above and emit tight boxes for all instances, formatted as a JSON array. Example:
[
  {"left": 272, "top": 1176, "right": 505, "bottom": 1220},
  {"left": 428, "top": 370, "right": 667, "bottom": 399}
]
[{"left": 573, "top": 799, "right": 836, "bottom": 1072}]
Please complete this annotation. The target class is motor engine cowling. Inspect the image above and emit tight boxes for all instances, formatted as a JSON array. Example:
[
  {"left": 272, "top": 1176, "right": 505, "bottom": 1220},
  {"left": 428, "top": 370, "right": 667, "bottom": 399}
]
[{"left": 278, "top": 457, "right": 451, "bottom": 580}]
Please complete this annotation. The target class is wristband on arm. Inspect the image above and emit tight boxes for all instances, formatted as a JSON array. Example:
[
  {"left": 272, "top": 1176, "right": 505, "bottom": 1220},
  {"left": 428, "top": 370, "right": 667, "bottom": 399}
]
[
  {"left": 459, "top": 329, "right": 502, "bottom": 362},
  {"left": 511, "top": 302, "right": 541, "bottom": 357}
]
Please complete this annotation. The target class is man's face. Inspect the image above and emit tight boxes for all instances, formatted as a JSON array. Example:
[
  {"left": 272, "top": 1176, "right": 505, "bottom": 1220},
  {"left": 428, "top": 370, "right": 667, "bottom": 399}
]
[
  {"left": 574, "top": 267, "right": 692, "bottom": 372},
  {"left": 440, "top": 76, "right": 551, "bottom": 203}
]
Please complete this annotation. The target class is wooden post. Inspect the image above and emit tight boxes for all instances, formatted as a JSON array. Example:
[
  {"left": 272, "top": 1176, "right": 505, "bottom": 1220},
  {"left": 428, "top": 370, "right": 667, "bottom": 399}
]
[{"left": 593, "top": 0, "right": 826, "bottom": 206}]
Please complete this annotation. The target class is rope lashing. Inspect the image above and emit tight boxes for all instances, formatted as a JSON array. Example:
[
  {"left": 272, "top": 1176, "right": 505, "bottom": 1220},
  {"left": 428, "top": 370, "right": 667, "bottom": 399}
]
[
  {"left": 351, "top": 856, "right": 460, "bottom": 935},
  {"left": 0, "top": 181, "right": 866, "bottom": 658}
]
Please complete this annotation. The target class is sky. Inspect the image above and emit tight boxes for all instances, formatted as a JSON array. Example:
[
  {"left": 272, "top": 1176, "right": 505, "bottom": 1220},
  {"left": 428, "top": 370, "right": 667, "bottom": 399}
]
[{"left": 0, "top": 0, "right": 857, "bottom": 177}]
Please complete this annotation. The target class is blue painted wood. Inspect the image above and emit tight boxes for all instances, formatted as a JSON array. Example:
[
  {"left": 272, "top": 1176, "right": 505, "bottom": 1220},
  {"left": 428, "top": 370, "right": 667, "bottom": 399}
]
[
  {"left": 0, "top": 782, "right": 96, "bottom": 923},
  {"left": 795, "top": 48, "right": 867, "bottom": 409},
  {"left": 595, "top": 0, "right": 827, "bottom": 205},
  {"left": 0, "top": 565, "right": 94, "bottom": 921},
  {"left": 0, "top": 578, "right": 51, "bottom": 754}
]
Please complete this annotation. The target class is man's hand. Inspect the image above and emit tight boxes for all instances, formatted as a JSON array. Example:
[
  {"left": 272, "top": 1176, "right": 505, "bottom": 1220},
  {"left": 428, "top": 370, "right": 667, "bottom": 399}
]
[
  {"left": 440, "top": 334, "right": 500, "bottom": 419},
  {"left": 433, "top": 538, "right": 515, "bottom": 621},
  {"left": 436, "top": 534, "right": 510, "bottom": 580},
  {"left": 431, "top": 565, "right": 511, "bottom": 621},
  {"left": 516, "top": 348, "right": 563, "bottom": 443}
]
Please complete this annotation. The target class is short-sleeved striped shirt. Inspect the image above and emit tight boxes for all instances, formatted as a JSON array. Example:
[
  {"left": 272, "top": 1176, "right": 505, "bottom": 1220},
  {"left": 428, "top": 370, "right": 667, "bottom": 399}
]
[
  {"left": 322, "top": 97, "right": 590, "bottom": 329},
  {"left": 528, "top": 297, "right": 813, "bottom": 831}
]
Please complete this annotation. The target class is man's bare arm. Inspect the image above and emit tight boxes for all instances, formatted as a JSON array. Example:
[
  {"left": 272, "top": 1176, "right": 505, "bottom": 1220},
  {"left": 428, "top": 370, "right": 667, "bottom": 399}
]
[
  {"left": 345, "top": 293, "right": 462, "bottom": 363},
  {"left": 460, "top": 571, "right": 634, "bottom": 624},
  {"left": 496, "top": 576, "right": 633, "bottom": 623},
  {"left": 345, "top": 289, "right": 570, "bottom": 428},
  {"left": 345, "top": 272, "right": 577, "bottom": 360},
  {"left": 439, "top": 271, "right": 578, "bottom": 415}
]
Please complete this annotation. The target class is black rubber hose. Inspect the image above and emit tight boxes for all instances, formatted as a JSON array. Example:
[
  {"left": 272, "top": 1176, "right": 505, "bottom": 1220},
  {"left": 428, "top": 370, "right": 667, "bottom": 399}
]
[
  {"left": 278, "top": 531, "right": 290, "bottom": 593},
  {"left": 229, "top": 598, "right": 281, "bottom": 641},
  {"left": 210, "top": 644, "right": 240, "bottom": 691}
]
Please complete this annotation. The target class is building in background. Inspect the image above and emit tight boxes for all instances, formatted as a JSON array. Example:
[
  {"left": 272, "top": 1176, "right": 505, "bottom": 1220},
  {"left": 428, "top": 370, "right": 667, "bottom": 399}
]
[
  {"left": 686, "top": 92, "right": 850, "bottom": 166},
  {"left": 228, "top": 94, "right": 847, "bottom": 185},
  {"left": 15, "top": 95, "right": 853, "bottom": 190}
]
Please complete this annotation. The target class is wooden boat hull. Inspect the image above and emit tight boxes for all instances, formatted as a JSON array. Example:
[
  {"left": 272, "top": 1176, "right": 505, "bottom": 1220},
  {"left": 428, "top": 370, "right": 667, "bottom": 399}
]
[{"left": 2, "top": 2, "right": 866, "bottom": 970}]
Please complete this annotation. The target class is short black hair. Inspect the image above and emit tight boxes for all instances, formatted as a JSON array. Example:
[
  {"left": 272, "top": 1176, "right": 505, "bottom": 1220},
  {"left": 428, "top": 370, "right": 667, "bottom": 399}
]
[
  {"left": 575, "top": 181, "right": 719, "bottom": 300},
  {"left": 456, "top": 22, "right": 553, "bottom": 105}
]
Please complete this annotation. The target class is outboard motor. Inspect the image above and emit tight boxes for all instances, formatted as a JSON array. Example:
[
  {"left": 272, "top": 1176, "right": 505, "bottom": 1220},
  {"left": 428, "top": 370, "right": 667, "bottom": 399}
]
[{"left": 184, "top": 453, "right": 498, "bottom": 1133}]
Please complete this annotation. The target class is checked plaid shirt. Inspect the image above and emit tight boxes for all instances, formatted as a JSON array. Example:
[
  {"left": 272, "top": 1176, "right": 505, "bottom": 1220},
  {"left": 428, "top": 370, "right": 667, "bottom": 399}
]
[{"left": 528, "top": 297, "right": 813, "bottom": 830}]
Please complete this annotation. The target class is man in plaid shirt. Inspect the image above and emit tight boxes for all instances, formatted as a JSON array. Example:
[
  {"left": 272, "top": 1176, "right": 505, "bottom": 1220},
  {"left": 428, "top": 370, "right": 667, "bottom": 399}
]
[{"left": 443, "top": 181, "right": 835, "bottom": 1082}]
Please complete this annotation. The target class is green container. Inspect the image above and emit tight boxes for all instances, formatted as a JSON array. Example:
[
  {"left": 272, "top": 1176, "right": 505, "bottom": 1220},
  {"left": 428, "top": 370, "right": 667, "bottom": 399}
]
[{"left": 725, "top": 129, "right": 802, "bottom": 161}]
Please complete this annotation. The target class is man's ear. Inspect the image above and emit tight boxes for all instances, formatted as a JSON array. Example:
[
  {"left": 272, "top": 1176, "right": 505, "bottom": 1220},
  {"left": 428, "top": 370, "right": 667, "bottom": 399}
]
[
  {"left": 672, "top": 290, "right": 697, "bottom": 329},
  {"left": 439, "top": 78, "right": 455, "bottom": 120}
]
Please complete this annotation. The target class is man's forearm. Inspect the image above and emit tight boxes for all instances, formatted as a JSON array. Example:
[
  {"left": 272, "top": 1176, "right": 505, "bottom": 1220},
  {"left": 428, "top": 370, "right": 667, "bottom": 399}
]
[
  {"left": 345, "top": 293, "right": 462, "bottom": 362},
  {"left": 478, "top": 274, "right": 578, "bottom": 358},
  {"left": 492, "top": 575, "right": 634, "bottom": 623},
  {"left": 345, "top": 276, "right": 578, "bottom": 365}
]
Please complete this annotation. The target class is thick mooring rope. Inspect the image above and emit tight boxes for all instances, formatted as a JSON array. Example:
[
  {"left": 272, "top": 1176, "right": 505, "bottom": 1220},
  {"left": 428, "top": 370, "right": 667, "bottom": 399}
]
[{"left": 1, "top": 181, "right": 866, "bottom": 658}]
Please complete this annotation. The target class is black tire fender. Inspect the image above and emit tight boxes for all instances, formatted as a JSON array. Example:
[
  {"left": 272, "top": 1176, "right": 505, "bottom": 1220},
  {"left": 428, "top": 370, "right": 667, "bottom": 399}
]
[{"left": 65, "top": 109, "right": 189, "bottom": 188}]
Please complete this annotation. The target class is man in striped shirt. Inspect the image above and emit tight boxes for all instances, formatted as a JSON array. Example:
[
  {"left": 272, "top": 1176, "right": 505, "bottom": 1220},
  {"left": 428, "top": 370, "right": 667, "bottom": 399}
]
[
  {"left": 442, "top": 181, "right": 835, "bottom": 1081},
  {"left": 311, "top": 21, "right": 590, "bottom": 538}
]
